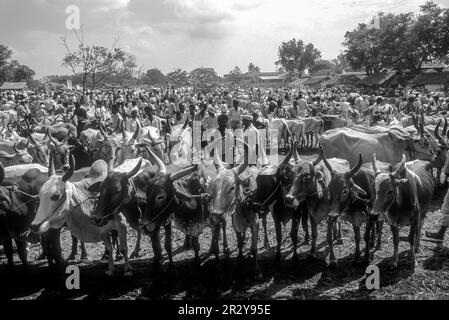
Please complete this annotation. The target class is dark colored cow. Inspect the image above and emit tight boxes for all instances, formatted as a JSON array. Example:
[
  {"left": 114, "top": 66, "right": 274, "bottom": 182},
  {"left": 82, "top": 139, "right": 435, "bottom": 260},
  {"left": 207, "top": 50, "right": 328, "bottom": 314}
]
[
  {"left": 253, "top": 145, "right": 308, "bottom": 262},
  {"left": 323, "top": 153, "right": 393, "bottom": 264},
  {"left": 285, "top": 148, "right": 348, "bottom": 264},
  {"left": 0, "top": 163, "right": 63, "bottom": 271},
  {"left": 371, "top": 154, "right": 434, "bottom": 267},
  {"left": 139, "top": 146, "right": 206, "bottom": 268}
]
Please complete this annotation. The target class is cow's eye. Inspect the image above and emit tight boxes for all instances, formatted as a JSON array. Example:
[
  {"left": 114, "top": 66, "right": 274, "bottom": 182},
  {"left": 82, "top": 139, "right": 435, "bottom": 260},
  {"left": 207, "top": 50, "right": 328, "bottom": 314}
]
[
  {"left": 342, "top": 190, "right": 348, "bottom": 195},
  {"left": 51, "top": 194, "right": 61, "bottom": 201}
]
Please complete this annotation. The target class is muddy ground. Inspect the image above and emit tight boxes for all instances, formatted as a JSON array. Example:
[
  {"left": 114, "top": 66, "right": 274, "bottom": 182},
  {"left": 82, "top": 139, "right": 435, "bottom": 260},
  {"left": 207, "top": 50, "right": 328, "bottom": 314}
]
[{"left": 1, "top": 152, "right": 449, "bottom": 300}]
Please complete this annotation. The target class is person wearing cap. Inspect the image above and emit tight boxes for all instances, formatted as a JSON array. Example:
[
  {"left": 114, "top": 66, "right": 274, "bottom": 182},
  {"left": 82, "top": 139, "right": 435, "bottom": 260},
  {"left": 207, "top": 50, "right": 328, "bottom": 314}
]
[
  {"left": 110, "top": 103, "right": 123, "bottom": 134},
  {"left": 229, "top": 99, "right": 243, "bottom": 130},
  {"left": 208, "top": 113, "right": 234, "bottom": 164},
  {"left": 368, "top": 96, "right": 383, "bottom": 126},
  {"left": 203, "top": 105, "right": 218, "bottom": 130},
  {"left": 297, "top": 94, "right": 308, "bottom": 117},
  {"left": 126, "top": 106, "right": 141, "bottom": 133},
  {"left": 241, "top": 113, "right": 267, "bottom": 166}
]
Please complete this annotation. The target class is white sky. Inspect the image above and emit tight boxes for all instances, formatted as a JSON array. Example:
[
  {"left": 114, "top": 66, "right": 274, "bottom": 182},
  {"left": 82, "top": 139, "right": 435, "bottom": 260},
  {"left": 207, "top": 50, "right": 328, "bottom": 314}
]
[{"left": 1, "top": 0, "right": 448, "bottom": 78}]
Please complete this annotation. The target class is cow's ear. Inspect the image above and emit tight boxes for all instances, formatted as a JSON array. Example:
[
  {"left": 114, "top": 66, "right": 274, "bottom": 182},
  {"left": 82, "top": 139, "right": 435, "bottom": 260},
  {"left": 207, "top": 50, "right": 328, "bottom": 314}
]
[
  {"left": 87, "top": 181, "right": 102, "bottom": 193},
  {"left": 395, "top": 178, "right": 408, "bottom": 185},
  {"left": 351, "top": 182, "right": 367, "bottom": 197}
]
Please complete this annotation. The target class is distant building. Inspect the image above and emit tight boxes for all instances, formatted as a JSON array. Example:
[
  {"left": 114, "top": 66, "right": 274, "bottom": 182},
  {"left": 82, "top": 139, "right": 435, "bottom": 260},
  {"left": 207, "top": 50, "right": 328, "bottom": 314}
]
[
  {"left": 357, "top": 71, "right": 398, "bottom": 88},
  {"left": 0, "top": 82, "right": 28, "bottom": 91},
  {"left": 408, "top": 72, "right": 449, "bottom": 92},
  {"left": 223, "top": 71, "right": 289, "bottom": 86}
]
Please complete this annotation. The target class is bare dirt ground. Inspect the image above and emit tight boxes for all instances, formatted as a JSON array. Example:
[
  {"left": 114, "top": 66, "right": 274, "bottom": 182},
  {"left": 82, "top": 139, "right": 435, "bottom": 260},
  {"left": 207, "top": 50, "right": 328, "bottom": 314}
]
[{"left": 1, "top": 151, "right": 449, "bottom": 300}]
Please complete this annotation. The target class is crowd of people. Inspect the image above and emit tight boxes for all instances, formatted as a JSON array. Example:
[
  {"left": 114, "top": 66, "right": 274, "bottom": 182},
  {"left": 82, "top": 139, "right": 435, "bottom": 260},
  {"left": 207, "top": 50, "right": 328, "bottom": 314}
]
[{"left": 1, "top": 86, "right": 448, "bottom": 135}]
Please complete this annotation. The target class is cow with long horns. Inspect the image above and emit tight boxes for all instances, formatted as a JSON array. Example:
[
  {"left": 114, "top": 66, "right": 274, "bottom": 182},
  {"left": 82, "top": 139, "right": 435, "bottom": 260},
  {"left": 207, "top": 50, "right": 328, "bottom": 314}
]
[
  {"left": 371, "top": 154, "right": 434, "bottom": 267},
  {"left": 139, "top": 145, "right": 206, "bottom": 268},
  {"left": 285, "top": 145, "right": 349, "bottom": 264},
  {"left": 31, "top": 155, "right": 133, "bottom": 276}
]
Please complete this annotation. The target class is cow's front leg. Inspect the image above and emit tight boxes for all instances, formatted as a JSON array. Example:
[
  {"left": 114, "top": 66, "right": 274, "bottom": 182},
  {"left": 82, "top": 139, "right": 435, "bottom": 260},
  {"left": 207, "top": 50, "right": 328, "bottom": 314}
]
[
  {"left": 301, "top": 209, "right": 309, "bottom": 244},
  {"left": 67, "top": 235, "right": 78, "bottom": 260},
  {"left": 15, "top": 240, "right": 29, "bottom": 273},
  {"left": 209, "top": 222, "right": 220, "bottom": 260},
  {"left": 3, "top": 238, "right": 14, "bottom": 271},
  {"left": 274, "top": 218, "right": 282, "bottom": 262},
  {"left": 192, "top": 236, "right": 201, "bottom": 267},
  {"left": 363, "top": 217, "right": 372, "bottom": 263},
  {"left": 220, "top": 216, "right": 229, "bottom": 256},
  {"left": 353, "top": 225, "right": 361, "bottom": 263},
  {"left": 262, "top": 215, "right": 270, "bottom": 249},
  {"left": 290, "top": 218, "right": 299, "bottom": 262},
  {"left": 408, "top": 220, "right": 418, "bottom": 266},
  {"left": 236, "top": 231, "right": 244, "bottom": 261},
  {"left": 391, "top": 225, "right": 400, "bottom": 267},
  {"left": 104, "top": 236, "right": 114, "bottom": 276},
  {"left": 150, "top": 226, "right": 163, "bottom": 269},
  {"left": 327, "top": 217, "right": 337, "bottom": 267},
  {"left": 309, "top": 218, "right": 318, "bottom": 258},
  {"left": 375, "top": 220, "right": 384, "bottom": 250},
  {"left": 415, "top": 217, "right": 424, "bottom": 253},
  {"left": 80, "top": 241, "right": 88, "bottom": 260},
  {"left": 118, "top": 224, "right": 132, "bottom": 276},
  {"left": 164, "top": 223, "right": 173, "bottom": 268},
  {"left": 130, "top": 229, "right": 141, "bottom": 259}
]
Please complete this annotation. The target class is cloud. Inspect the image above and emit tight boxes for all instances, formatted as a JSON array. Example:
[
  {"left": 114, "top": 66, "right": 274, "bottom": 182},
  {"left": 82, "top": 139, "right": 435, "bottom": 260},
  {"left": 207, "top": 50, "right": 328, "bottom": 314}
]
[{"left": 1, "top": 0, "right": 448, "bottom": 78}]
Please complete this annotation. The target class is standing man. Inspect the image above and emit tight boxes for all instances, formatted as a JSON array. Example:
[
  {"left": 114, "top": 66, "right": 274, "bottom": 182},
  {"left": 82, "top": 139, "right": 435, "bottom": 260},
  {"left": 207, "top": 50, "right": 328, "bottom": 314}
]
[{"left": 229, "top": 99, "right": 243, "bottom": 130}]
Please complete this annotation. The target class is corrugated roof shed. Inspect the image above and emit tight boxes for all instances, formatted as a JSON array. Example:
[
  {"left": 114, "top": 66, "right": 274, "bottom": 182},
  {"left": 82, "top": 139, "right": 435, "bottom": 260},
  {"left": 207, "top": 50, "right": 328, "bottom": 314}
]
[
  {"left": 409, "top": 72, "right": 449, "bottom": 85},
  {"left": 358, "top": 71, "right": 396, "bottom": 86},
  {"left": 304, "top": 76, "right": 330, "bottom": 85}
]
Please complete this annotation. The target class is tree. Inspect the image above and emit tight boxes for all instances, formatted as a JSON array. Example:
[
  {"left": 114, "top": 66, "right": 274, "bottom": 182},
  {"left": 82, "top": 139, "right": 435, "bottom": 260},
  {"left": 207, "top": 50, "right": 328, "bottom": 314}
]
[
  {"left": 248, "top": 62, "right": 260, "bottom": 73},
  {"left": 309, "top": 60, "right": 335, "bottom": 74},
  {"left": 276, "top": 38, "right": 321, "bottom": 77},
  {"left": 142, "top": 68, "right": 167, "bottom": 85},
  {"left": 62, "top": 30, "right": 127, "bottom": 90},
  {"left": 0, "top": 45, "right": 35, "bottom": 83},
  {"left": 343, "top": 2, "right": 449, "bottom": 74},
  {"left": 112, "top": 53, "right": 138, "bottom": 86},
  {"left": 332, "top": 52, "right": 350, "bottom": 73},
  {"left": 0, "top": 45, "right": 13, "bottom": 67},
  {"left": 189, "top": 67, "right": 219, "bottom": 85},
  {"left": 167, "top": 68, "right": 189, "bottom": 86}
]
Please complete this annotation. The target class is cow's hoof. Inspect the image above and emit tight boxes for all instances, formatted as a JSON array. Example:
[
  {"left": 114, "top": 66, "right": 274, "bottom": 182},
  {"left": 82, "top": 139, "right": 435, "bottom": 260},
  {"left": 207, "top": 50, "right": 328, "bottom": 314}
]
[
  {"left": 223, "top": 247, "right": 230, "bottom": 256},
  {"left": 392, "top": 261, "right": 399, "bottom": 268},
  {"left": 130, "top": 251, "right": 140, "bottom": 259},
  {"left": 124, "top": 270, "right": 133, "bottom": 277},
  {"left": 80, "top": 254, "right": 88, "bottom": 261},
  {"left": 67, "top": 254, "right": 76, "bottom": 261},
  {"left": 302, "top": 239, "right": 310, "bottom": 245},
  {"left": 263, "top": 242, "right": 271, "bottom": 250},
  {"left": 335, "top": 239, "right": 343, "bottom": 245}
]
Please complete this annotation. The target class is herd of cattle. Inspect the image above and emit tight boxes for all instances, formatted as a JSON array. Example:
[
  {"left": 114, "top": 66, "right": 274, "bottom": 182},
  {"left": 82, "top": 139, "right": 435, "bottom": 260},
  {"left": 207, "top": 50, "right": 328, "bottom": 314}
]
[{"left": 0, "top": 110, "right": 448, "bottom": 280}]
